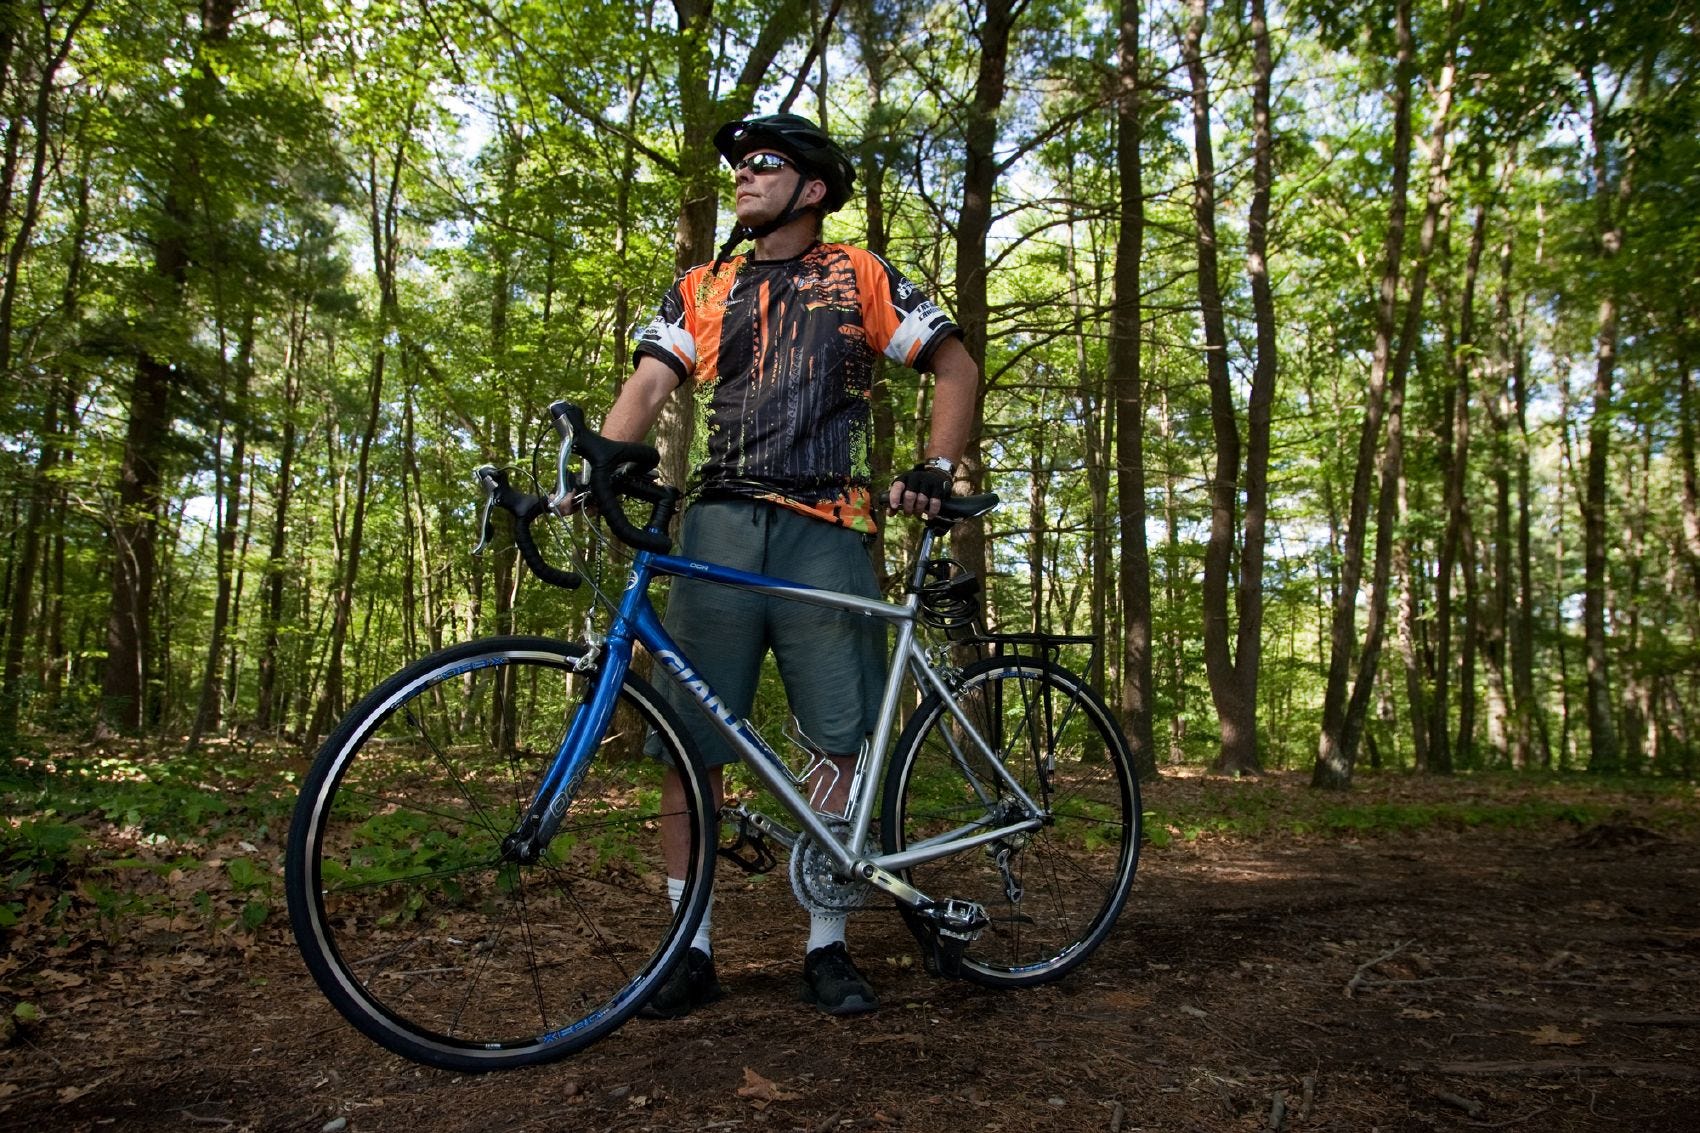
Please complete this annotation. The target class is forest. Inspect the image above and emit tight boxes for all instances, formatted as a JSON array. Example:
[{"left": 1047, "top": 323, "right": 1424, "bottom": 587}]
[{"left": 1, "top": 0, "right": 1697, "bottom": 787}]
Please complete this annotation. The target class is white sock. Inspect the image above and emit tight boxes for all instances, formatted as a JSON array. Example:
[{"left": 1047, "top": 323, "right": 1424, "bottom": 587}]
[
  {"left": 807, "top": 912, "right": 847, "bottom": 954},
  {"left": 667, "top": 876, "right": 713, "bottom": 955}
]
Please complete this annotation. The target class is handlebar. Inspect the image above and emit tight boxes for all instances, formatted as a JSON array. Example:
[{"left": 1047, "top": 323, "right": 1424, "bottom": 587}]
[
  {"left": 476, "top": 400, "right": 1000, "bottom": 591},
  {"left": 472, "top": 465, "right": 584, "bottom": 590},
  {"left": 547, "top": 402, "right": 678, "bottom": 554},
  {"left": 472, "top": 401, "right": 681, "bottom": 590}
]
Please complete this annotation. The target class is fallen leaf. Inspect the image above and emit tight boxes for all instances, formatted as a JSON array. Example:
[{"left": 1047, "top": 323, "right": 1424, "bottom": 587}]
[
  {"left": 736, "top": 1066, "right": 801, "bottom": 1109},
  {"left": 37, "top": 970, "right": 86, "bottom": 989},
  {"left": 1400, "top": 1007, "right": 1443, "bottom": 1020},
  {"left": 1102, "top": 990, "right": 1152, "bottom": 1010},
  {"left": 1526, "top": 1025, "right": 1585, "bottom": 1047}
]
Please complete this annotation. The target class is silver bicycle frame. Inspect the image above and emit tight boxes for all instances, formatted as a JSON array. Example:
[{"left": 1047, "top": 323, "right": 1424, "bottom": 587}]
[{"left": 605, "top": 525, "right": 1046, "bottom": 911}]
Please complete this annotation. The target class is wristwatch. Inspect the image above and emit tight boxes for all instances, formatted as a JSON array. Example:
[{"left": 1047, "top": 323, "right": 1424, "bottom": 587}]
[{"left": 922, "top": 456, "right": 955, "bottom": 475}]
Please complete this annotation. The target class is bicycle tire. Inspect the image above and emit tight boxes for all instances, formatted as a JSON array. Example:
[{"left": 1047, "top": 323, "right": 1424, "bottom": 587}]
[
  {"left": 286, "top": 635, "right": 714, "bottom": 1071},
  {"left": 881, "top": 656, "right": 1140, "bottom": 987}
]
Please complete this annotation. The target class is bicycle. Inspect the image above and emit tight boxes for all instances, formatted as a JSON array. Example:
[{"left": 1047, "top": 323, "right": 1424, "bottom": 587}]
[{"left": 285, "top": 401, "right": 1141, "bottom": 1072}]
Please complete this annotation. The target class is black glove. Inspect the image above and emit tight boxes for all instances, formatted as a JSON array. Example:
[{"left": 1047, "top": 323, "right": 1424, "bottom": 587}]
[{"left": 892, "top": 463, "right": 951, "bottom": 502}]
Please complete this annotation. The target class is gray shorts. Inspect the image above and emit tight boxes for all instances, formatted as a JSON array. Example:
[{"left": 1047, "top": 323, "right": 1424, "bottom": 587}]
[{"left": 652, "top": 499, "right": 887, "bottom": 768}]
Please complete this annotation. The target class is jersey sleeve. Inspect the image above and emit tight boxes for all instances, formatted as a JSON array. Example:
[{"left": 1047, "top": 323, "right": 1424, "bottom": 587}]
[
  {"left": 854, "top": 251, "right": 962, "bottom": 371},
  {"left": 632, "top": 277, "right": 695, "bottom": 382}
]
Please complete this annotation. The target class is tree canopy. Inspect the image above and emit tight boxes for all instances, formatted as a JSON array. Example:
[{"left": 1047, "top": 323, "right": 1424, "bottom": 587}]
[{"left": 1, "top": 0, "right": 1695, "bottom": 783}]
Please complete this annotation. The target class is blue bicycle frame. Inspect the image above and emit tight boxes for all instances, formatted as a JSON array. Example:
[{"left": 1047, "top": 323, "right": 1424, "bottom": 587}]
[{"left": 510, "top": 525, "right": 1049, "bottom": 912}]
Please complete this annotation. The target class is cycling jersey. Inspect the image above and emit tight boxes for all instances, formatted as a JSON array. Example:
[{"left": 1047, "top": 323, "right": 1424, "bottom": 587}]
[{"left": 634, "top": 242, "right": 960, "bottom": 532}]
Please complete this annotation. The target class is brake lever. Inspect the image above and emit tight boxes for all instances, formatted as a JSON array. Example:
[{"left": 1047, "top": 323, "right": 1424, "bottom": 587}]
[{"left": 471, "top": 464, "right": 499, "bottom": 555}]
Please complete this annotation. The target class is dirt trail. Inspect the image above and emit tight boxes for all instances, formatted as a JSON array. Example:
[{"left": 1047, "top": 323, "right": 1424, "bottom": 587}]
[{"left": 4, "top": 786, "right": 1697, "bottom": 1132}]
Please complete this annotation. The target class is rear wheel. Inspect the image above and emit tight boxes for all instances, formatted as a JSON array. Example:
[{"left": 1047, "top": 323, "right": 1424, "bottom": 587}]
[
  {"left": 882, "top": 657, "right": 1139, "bottom": 986},
  {"left": 286, "top": 635, "right": 713, "bottom": 1071}
]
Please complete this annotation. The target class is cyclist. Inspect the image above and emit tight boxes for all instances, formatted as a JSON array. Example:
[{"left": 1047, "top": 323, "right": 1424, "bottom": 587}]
[{"left": 601, "top": 112, "right": 979, "bottom": 1017}]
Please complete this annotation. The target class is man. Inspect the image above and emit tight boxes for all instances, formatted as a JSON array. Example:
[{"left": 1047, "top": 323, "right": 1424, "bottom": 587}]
[{"left": 603, "top": 113, "right": 979, "bottom": 1017}]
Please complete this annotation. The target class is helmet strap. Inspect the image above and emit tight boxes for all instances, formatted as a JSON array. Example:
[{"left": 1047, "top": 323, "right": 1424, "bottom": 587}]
[{"left": 710, "top": 175, "right": 813, "bottom": 271}]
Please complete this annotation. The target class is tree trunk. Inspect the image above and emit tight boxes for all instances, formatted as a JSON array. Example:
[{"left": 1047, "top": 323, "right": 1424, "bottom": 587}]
[
  {"left": 99, "top": 0, "right": 234, "bottom": 733},
  {"left": 1161, "top": 391, "right": 1186, "bottom": 766},
  {"left": 1510, "top": 272, "right": 1548, "bottom": 765},
  {"left": 256, "top": 304, "right": 305, "bottom": 734},
  {"left": 1313, "top": 0, "right": 1415, "bottom": 789},
  {"left": 1339, "top": 5, "right": 1458, "bottom": 778},
  {"left": 0, "top": 376, "right": 61, "bottom": 736},
  {"left": 1679, "top": 363, "right": 1700, "bottom": 606},
  {"left": 308, "top": 132, "right": 407, "bottom": 744},
  {"left": 1555, "top": 376, "right": 1577, "bottom": 767},
  {"left": 0, "top": 0, "right": 93, "bottom": 380},
  {"left": 188, "top": 309, "right": 255, "bottom": 751},
  {"left": 1185, "top": 0, "right": 1249, "bottom": 775},
  {"left": 1225, "top": 0, "right": 1278, "bottom": 774},
  {"left": 1581, "top": 74, "right": 1627, "bottom": 773},
  {"left": 1425, "top": 146, "right": 1472, "bottom": 774},
  {"left": 1028, "top": 424, "right": 1047, "bottom": 632},
  {"left": 1393, "top": 465, "right": 1431, "bottom": 769},
  {"left": 948, "top": 0, "right": 1020, "bottom": 598},
  {"left": 1617, "top": 431, "right": 1652, "bottom": 769},
  {"left": 1111, "top": 0, "right": 1156, "bottom": 780}
]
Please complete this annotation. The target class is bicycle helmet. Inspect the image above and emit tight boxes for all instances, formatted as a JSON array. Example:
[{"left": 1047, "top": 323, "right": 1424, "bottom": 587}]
[
  {"left": 710, "top": 113, "right": 857, "bottom": 266},
  {"left": 713, "top": 113, "right": 856, "bottom": 213}
]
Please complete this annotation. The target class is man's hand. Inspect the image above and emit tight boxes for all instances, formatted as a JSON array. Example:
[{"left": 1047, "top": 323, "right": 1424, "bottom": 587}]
[{"left": 889, "top": 463, "right": 952, "bottom": 518}]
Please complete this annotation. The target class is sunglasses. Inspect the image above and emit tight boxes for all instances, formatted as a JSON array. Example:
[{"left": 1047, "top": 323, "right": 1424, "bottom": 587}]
[{"left": 733, "top": 152, "right": 794, "bottom": 175}]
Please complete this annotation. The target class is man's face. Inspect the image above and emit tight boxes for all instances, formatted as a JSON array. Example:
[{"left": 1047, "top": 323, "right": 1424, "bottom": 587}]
[{"left": 733, "top": 149, "right": 822, "bottom": 227}]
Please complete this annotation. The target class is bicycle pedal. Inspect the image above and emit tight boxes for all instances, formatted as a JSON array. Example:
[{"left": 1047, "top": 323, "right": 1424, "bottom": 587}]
[
  {"left": 914, "top": 898, "right": 988, "bottom": 979},
  {"left": 717, "top": 813, "right": 778, "bottom": 875}
]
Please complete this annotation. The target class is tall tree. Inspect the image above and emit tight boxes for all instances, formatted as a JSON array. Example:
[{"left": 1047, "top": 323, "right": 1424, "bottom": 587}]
[
  {"left": 99, "top": 0, "right": 236, "bottom": 732},
  {"left": 949, "top": 0, "right": 1023, "bottom": 593},
  {"left": 1110, "top": 0, "right": 1156, "bottom": 779},
  {"left": 1314, "top": 0, "right": 1416, "bottom": 789}
]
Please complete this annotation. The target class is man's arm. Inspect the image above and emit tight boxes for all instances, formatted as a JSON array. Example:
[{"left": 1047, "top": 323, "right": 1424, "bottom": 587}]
[
  {"left": 603, "top": 355, "right": 683, "bottom": 442},
  {"left": 889, "top": 334, "right": 980, "bottom": 517}
]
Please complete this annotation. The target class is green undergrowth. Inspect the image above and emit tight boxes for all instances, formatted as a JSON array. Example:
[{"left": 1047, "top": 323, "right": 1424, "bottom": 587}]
[
  {"left": 1, "top": 740, "right": 299, "bottom": 945},
  {"left": 1139, "top": 770, "right": 1699, "bottom": 848}
]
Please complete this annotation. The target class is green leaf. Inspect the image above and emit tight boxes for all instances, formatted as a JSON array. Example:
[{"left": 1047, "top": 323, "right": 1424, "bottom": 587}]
[{"left": 227, "top": 857, "right": 265, "bottom": 891}]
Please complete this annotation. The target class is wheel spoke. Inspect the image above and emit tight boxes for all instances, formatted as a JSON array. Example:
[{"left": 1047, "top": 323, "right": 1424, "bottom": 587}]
[
  {"left": 884, "top": 658, "right": 1139, "bottom": 985},
  {"left": 287, "top": 638, "right": 714, "bottom": 1070}
]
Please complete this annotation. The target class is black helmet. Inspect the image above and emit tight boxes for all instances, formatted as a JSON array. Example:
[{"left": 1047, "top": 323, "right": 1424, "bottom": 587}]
[{"left": 713, "top": 113, "right": 856, "bottom": 214}]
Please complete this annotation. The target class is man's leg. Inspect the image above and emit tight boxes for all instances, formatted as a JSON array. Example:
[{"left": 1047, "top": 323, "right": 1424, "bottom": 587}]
[
  {"left": 643, "top": 502, "right": 766, "bottom": 1018},
  {"left": 764, "top": 508, "right": 886, "bottom": 1015},
  {"left": 663, "top": 763, "right": 724, "bottom": 949},
  {"left": 803, "top": 754, "right": 858, "bottom": 954},
  {"left": 641, "top": 761, "right": 729, "bottom": 1020}
]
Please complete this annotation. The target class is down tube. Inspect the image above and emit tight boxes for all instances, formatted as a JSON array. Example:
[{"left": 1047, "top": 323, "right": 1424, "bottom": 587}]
[{"left": 625, "top": 599, "right": 863, "bottom": 871}]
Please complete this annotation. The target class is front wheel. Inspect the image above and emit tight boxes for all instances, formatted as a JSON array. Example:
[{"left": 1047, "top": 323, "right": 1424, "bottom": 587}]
[
  {"left": 881, "top": 657, "right": 1140, "bottom": 987},
  {"left": 285, "top": 636, "right": 714, "bottom": 1071}
]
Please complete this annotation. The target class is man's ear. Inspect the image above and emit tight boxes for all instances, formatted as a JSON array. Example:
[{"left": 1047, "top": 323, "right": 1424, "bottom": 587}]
[{"left": 800, "top": 176, "right": 828, "bottom": 210}]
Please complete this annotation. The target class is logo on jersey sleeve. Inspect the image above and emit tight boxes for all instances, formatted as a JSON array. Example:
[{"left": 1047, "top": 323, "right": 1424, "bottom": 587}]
[{"left": 884, "top": 299, "right": 954, "bottom": 368}]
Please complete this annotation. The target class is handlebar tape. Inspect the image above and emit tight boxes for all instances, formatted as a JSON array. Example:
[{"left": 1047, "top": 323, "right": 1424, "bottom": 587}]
[
  {"left": 551, "top": 402, "right": 676, "bottom": 554},
  {"left": 487, "top": 469, "right": 582, "bottom": 590}
]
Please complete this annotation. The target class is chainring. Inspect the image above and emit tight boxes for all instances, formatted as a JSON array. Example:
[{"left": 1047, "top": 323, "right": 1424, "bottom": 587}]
[{"left": 788, "top": 826, "right": 873, "bottom": 916}]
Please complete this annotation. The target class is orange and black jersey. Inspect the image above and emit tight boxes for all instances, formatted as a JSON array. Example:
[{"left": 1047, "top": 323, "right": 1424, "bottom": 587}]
[{"left": 633, "top": 242, "right": 960, "bottom": 533}]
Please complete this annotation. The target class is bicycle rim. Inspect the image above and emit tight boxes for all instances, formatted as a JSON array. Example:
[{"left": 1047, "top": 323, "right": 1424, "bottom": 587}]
[
  {"left": 883, "top": 657, "right": 1140, "bottom": 986},
  {"left": 286, "top": 636, "right": 712, "bottom": 1071}
]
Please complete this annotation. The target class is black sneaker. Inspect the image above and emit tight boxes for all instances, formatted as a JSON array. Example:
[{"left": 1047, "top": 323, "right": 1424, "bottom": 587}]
[
  {"left": 800, "top": 942, "right": 878, "bottom": 1016},
  {"left": 639, "top": 947, "right": 725, "bottom": 1019}
]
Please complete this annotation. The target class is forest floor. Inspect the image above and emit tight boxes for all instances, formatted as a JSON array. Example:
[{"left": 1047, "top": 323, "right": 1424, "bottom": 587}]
[{"left": 2, "top": 757, "right": 1697, "bottom": 1133}]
